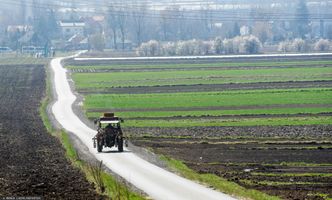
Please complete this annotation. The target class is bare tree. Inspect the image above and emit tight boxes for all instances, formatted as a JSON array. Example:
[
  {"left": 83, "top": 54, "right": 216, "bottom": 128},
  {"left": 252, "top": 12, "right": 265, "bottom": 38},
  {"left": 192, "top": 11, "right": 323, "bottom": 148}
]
[
  {"left": 160, "top": 9, "right": 170, "bottom": 41},
  {"left": 118, "top": 7, "right": 127, "bottom": 50},
  {"left": 131, "top": 2, "right": 147, "bottom": 46},
  {"left": 20, "top": 0, "right": 27, "bottom": 24},
  {"left": 252, "top": 22, "right": 273, "bottom": 44},
  {"left": 107, "top": 3, "right": 118, "bottom": 49},
  {"left": 200, "top": 2, "right": 213, "bottom": 39},
  {"left": 159, "top": 5, "right": 181, "bottom": 41}
]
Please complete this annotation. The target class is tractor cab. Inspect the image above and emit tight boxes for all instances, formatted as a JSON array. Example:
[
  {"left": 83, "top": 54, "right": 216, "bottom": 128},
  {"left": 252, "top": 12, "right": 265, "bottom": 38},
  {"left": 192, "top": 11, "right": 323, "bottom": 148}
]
[{"left": 92, "top": 113, "right": 125, "bottom": 152}]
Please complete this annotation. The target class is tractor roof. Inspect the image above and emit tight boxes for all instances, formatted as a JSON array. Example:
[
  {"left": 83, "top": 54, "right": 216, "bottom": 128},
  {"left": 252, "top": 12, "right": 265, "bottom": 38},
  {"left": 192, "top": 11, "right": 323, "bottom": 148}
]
[{"left": 99, "top": 117, "right": 122, "bottom": 124}]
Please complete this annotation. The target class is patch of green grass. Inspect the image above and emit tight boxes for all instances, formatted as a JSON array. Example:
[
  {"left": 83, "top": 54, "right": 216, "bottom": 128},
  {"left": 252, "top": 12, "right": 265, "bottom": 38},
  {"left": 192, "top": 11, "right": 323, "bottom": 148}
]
[
  {"left": 263, "top": 162, "right": 332, "bottom": 167},
  {"left": 251, "top": 172, "right": 332, "bottom": 177},
  {"left": 311, "top": 193, "right": 332, "bottom": 200},
  {"left": 39, "top": 66, "right": 54, "bottom": 133},
  {"left": 72, "top": 67, "right": 332, "bottom": 88},
  {"left": 241, "top": 179, "right": 325, "bottom": 186},
  {"left": 124, "top": 116, "right": 332, "bottom": 127},
  {"left": 84, "top": 88, "right": 332, "bottom": 110},
  {"left": 160, "top": 155, "right": 280, "bottom": 200},
  {"left": 67, "top": 60, "right": 332, "bottom": 70}
]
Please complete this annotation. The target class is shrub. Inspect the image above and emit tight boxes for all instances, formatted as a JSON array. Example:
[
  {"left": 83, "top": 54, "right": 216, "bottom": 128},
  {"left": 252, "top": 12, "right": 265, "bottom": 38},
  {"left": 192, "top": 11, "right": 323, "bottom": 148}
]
[
  {"left": 278, "top": 41, "right": 292, "bottom": 52},
  {"left": 223, "top": 38, "right": 235, "bottom": 54},
  {"left": 162, "top": 42, "right": 177, "bottom": 56},
  {"left": 243, "top": 35, "right": 262, "bottom": 54},
  {"left": 212, "top": 37, "right": 224, "bottom": 54},
  {"left": 136, "top": 40, "right": 161, "bottom": 56},
  {"left": 176, "top": 40, "right": 196, "bottom": 55},
  {"left": 314, "top": 39, "right": 331, "bottom": 51},
  {"left": 292, "top": 38, "right": 309, "bottom": 52}
]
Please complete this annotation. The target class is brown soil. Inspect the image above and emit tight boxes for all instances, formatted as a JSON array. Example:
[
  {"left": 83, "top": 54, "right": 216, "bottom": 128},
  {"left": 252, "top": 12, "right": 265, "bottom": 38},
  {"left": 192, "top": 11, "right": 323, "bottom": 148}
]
[
  {"left": 130, "top": 126, "right": 332, "bottom": 200},
  {"left": 124, "top": 125, "right": 332, "bottom": 138},
  {"left": 79, "top": 80, "right": 332, "bottom": 94},
  {"left": 0, "top": 65, "right": 104, "bottom": 199},
  {"left": 122, "top": 112, "right": 332, "bottom": 121}
]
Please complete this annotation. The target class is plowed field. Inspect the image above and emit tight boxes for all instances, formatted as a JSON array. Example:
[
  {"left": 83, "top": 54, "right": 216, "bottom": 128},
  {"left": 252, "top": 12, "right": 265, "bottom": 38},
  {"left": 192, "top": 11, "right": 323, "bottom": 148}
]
[{"left": 0, "top": 64, "right": 102, "bottom": 199}]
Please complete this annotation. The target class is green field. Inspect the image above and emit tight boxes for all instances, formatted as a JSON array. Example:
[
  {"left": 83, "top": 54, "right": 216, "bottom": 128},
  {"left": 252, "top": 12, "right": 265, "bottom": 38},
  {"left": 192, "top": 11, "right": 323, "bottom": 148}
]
[
  {"left": 84, "top": 88, "right": 332, "bottom": 109},
  {"left": 68, "top": 58, "right": 332, "bottom": 199},
  {"left": 68, "top": 59, "right": 332, "bottom": 127},
  {"left": 72, "top": 67, "right": 332, "bottom": 88}
]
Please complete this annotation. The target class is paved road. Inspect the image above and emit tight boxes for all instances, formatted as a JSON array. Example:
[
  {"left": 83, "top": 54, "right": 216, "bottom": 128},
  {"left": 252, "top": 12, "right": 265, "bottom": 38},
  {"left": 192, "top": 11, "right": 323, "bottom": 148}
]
[{"left": 50, "top": 55, "right": 236, "bottom": 200}]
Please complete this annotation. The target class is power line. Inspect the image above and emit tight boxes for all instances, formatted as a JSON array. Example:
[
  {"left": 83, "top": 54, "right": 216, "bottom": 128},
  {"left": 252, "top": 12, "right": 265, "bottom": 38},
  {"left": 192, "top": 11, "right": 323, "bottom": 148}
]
[{"left": 1, "top": 0, "right": 332, "bottom": 22}]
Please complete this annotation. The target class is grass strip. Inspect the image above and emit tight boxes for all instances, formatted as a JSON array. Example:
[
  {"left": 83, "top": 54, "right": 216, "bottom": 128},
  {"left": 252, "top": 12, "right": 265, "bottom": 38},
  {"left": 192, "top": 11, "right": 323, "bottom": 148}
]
[
  {"left": 39, "top": 66, "right": 54, "bottom": 133},
  {"left": 251, "top": 172, "right": 332, "bottom": 177},
  {"left": 311, "top": 193, "right": 332, "bottom": 200},
  {"left": 160, "top": 155, "right": 280, "bottom": 200},
  {"left": 240, "top": 179, "right": 328, "bottom": 186}
]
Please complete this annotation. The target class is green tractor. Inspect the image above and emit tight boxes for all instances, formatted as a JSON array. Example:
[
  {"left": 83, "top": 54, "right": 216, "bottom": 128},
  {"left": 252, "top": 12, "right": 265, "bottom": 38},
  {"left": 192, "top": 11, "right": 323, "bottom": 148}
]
[{"left": 92, "top": 113, "right": 126, "bottom": 152}]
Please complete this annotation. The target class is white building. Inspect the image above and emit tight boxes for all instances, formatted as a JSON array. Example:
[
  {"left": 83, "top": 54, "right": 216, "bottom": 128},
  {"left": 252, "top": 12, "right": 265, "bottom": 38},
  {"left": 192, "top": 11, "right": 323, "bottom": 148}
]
[
  {"left": 59, "top": 21, "right": 86, "bottom": 39},
  {"left": 240, "top": 25, "right": 250, "bottom": 36}
]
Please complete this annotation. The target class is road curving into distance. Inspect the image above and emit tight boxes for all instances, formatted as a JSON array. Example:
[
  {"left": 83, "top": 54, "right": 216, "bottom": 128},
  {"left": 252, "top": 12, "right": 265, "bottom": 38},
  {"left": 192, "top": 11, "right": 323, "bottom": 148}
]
[{"left": 50, "top": 54, "right": 236, "bottom": 200}]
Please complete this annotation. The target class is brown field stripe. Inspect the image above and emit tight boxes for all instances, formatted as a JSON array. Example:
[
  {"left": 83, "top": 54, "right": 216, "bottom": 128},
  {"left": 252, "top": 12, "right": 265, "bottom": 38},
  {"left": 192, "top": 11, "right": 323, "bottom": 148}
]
[
  {"left": 88, "top": 104, "right": 332, "bottom": 113},
  {"left": 79, "top": 80, "right": 332, "bottom": 94}
]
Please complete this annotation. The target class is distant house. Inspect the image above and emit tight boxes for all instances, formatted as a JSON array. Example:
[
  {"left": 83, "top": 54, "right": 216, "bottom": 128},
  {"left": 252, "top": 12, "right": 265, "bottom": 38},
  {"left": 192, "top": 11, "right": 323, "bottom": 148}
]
[
  {"left": 7, "top": 25, "right": 32, "bottom": 34},
  {"left": 240, "top": 26, "right": 251, "bottom": 36},
  {"left": 59, "top": 21, "right": 86, "bottom": 39}
]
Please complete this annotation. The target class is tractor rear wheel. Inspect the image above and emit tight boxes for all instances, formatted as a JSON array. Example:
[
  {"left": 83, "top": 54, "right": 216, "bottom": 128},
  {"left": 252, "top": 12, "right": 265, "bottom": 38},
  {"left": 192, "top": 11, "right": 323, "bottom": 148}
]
[
  {"left": 118, "top": 138, "right": 123, "bottom": 152},
  {"left": 97, "top": 141, "right": 103, "bottom": 152}
]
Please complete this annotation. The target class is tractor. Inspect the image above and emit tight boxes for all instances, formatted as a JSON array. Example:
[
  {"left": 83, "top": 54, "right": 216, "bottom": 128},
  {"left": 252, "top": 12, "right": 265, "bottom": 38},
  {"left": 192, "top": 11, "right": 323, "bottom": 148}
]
[{"left": 92, "top": 113, "right": 126, "bottom": 152}]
